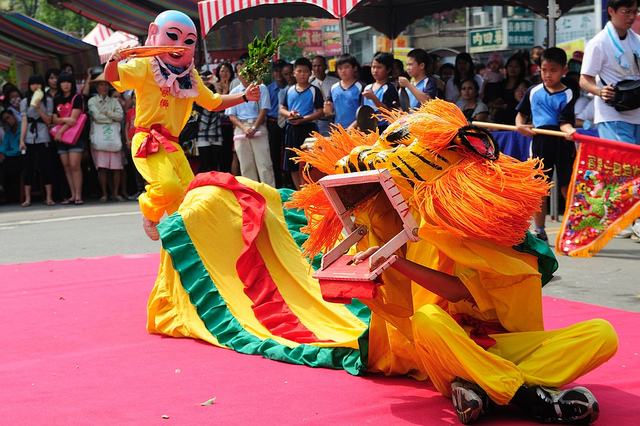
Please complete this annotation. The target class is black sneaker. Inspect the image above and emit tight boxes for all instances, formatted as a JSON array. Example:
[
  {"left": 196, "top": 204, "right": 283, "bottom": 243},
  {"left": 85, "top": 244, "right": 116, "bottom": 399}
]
[
  {"left": 533, "top": 230, "right": 549, "bottom": 243},
  {"left": 532, "top": 386, "right": 599, "bottom": 424},
  {"left": 451, "top": 379, "right": 492, "bottom": 424}
]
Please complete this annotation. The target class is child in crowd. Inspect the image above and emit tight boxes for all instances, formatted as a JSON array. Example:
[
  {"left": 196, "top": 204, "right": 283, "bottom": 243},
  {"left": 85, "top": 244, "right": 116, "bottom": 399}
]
[
  {"left": 279, "top": 57, "right": 324, "bottom": 190},
  {"left": 483, "top": 52, "right": 504, "bottom": 84},
  {"left": 362, "top": 51, "right": 400, "bottom": 132},
  {"left": 324, "top": 53, "right": 363, "bottom": 130},
  {"left": 390, "top": 58, "right": 409, "bottom": 88},
  {"left": 529, "top": 45, "right": 544, "bottom": 78},
  {"left": 397, "top": 48, "right": 438, "bottom": 110},
  {"left": 515, "top": 47, "right": 578, "bottom": 243}
]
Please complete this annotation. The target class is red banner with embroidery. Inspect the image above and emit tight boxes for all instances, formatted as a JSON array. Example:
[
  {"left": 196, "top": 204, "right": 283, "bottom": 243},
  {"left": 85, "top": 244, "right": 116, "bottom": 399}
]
[{"left": 557, "top": 136, "right": 640, "bottom": 257}]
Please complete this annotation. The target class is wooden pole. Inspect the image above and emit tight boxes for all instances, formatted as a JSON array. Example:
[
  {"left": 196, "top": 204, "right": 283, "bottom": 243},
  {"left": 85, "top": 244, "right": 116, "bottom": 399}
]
[
  {"left": 471, "top": 121, "right": 570, "bottom": 222},
  {"left": 471, "top": 121, "right": 569, "bottom": 138},
  {"left": 472, "top": 121, "right": 612, "bottom": 146}
]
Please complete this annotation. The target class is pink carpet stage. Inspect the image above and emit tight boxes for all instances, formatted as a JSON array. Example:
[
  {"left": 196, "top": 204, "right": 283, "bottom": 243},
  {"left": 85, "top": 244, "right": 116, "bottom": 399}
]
[{"left": 2, "top": 254, "right": 639, "bottom": 425}]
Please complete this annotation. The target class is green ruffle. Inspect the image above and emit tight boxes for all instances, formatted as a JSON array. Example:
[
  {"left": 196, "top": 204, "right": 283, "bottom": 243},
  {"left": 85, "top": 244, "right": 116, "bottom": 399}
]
[
  {"left": 513, "top": 231, "right": 559, "bottom": 287},
  {"left": 157, "top": 190, "right": 369, "bottom": 375},
  {"left": 278, "top": 189, "right": 372, "bottom": 323}
]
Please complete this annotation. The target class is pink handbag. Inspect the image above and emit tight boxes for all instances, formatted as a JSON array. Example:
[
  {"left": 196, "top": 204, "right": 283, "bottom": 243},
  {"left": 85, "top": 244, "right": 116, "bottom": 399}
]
[{"left": 50, "top": 93, "right": 87, "bottom": 145}]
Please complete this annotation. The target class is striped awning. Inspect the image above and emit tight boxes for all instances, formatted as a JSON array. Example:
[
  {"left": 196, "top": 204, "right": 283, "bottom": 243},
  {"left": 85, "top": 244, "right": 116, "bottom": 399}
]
[
  {"left": 344, "top": 0, "right": 587, "bottom": 40},
  {"left": 198, "top": 0, "right": 587, "bottom": 39},
  {"left": 97, "top": 31, "right": 141, "bottom": 64},
  {"left": 198, "top": 0, "right": 361, "bottom": 36},
  {"left": 82, "top": 23, "right": 116, "bottom": 46},
  {"left": 0, "top": 11, "right": 98, "bottom": 73}
]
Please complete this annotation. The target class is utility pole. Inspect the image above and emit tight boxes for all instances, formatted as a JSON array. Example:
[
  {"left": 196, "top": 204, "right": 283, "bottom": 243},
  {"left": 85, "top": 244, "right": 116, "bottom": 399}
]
[{"left": 548, "top": 0, "right": 560, "bottom": 47}]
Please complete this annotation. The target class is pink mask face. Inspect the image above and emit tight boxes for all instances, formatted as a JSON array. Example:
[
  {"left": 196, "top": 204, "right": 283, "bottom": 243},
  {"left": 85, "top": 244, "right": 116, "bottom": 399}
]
[{"left": 147, "top": 19, "right": 197, "bottom": 68}]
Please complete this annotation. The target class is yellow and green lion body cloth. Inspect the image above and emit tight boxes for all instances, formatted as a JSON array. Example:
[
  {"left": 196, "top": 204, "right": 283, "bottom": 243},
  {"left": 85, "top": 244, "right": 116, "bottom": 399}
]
[{"left": 147, "top": 100, "right": 617, "bottom": 403}]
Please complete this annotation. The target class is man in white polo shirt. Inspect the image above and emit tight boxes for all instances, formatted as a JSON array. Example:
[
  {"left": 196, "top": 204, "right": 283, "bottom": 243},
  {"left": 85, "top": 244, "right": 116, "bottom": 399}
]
[
  {"left": 580, "top": 0, "right": 640, "bottom": 144},
  {"left": 310, "top": 55, "right": 339, "bottom": 136},
  {"left": 226, "top": 60, "right": 275, "bottom": 187},
  {"left": 580, "top": 0, "right": 640, "bottom": 240}
]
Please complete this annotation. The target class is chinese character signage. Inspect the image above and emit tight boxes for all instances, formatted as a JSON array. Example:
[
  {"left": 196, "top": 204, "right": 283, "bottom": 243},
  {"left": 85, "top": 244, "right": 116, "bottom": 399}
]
[
  {"left": 375, "top": 36, "right": 408, "bottom": 52},
  {"left": 513, "top": 7, "right": 532, "bottom": 14},
  {"left": 469, "top": 28, "right": 505, "bottom": 53},
  {"left": 506, "top": 19, "right": 535, "bottom": 47},
  {"left": 322, "top": 24, "right": 340, "bottom": 33},
  {"left": 296, "top": 29, "right": 323, "bottom": 47}
]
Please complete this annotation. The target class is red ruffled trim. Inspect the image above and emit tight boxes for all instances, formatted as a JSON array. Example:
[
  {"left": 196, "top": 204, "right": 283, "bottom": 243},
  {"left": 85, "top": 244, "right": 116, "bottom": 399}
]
[{"left": 188, "top": 172, "right": 333, "bottom": 344}]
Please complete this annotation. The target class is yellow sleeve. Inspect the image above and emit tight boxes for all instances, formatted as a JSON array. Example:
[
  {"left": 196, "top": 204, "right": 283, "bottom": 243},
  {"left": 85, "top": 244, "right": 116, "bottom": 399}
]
[{"left": 111, "top": 58, "right": 147, "bottom": 92}]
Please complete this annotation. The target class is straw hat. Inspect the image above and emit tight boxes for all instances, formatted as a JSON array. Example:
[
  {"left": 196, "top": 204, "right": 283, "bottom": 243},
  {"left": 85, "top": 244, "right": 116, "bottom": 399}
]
[{"left": 90, "top": 72, "right": 110, "bottom": 85}]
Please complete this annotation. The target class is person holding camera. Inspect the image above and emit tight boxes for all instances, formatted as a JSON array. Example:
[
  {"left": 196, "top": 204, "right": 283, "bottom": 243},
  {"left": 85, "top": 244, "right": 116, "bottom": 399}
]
[
  {"left": 580, "top": 0, "right": 640, "bottom": 144},
  {"left": 580, "top": 0, "right": 640, "bottom": 241}
]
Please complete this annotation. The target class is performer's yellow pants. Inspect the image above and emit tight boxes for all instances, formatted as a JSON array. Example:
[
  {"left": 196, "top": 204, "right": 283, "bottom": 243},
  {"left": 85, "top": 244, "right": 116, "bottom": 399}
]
[
  {"left": 412, "top": 304, "right": 619, "bottom": 405},
  {"left": 132, "top": 137, "right": 194, "bottom": 222}
]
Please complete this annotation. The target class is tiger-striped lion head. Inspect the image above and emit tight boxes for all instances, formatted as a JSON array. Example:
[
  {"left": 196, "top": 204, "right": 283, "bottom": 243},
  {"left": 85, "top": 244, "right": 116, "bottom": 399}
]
[{"left": 289, "top": 99, "right": 550, "bottom": 260}]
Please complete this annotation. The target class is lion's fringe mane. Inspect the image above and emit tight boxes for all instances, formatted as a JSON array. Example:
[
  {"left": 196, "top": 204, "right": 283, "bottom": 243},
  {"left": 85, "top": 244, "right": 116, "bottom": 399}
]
[{"left": 286, "top": 99, "right": 551, "bottom": 261}]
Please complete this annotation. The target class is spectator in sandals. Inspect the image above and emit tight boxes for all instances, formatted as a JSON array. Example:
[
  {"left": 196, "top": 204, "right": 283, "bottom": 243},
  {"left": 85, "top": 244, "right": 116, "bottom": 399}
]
[
  {"left": 19, "top": 74, "right": 55, "bottom": 207},
  {"left": 52, "top": 72, "right": 86, "bottom": 205},
  {"left": 88, "top": 73, "right": 125, "bottom": 202}
]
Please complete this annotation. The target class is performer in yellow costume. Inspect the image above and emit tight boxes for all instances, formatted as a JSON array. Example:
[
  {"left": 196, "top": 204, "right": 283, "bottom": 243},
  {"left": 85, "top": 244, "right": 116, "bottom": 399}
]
[
  {"left": 146, "top": 100, "right": 618, "bottom": 425},
  {"left": 105, "top": 10, "right": 260, "bottom": 239}
]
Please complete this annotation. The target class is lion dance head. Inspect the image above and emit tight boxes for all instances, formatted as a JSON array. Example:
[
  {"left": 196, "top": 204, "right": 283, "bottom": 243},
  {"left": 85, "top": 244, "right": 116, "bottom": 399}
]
[{"left": 288, "top": 99, "right": 551, "bottom": 260}]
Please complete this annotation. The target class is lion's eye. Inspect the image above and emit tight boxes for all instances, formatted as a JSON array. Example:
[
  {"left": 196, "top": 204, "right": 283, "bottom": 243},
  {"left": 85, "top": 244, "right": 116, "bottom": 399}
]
[
  {"left": 458, "top": 127, "right": 499, "bottom": 160},
  {"left": 385, "top": 123, "right": 411, "bottom": 143}
]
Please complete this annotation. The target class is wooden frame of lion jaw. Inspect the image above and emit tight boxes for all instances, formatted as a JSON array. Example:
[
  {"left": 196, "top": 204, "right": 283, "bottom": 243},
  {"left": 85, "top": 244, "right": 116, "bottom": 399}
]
[{"left": 312, "top": 169, "right": 420, "bottom": 304}]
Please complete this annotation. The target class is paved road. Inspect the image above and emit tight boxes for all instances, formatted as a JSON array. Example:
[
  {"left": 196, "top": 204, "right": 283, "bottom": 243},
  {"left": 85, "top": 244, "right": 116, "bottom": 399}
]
[{"left": 1, "top": 200, "right": 639, "bottom": 312}]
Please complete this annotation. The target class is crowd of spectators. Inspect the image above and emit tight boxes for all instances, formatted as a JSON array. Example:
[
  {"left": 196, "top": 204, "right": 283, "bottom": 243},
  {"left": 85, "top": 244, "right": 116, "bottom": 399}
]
[
  {"left": 0, "top": 64, "right": 144, "bottom": 206},
  {"left": 0, "top": 44, "right": 596, "bottom": 206}
]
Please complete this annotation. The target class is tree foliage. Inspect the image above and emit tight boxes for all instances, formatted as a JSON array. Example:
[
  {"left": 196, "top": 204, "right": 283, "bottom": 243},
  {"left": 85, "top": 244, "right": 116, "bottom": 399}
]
[
  {"left": 277, "top": 18, "right": 311, "bottom": 62},
  {"left": 8, "top": 0, "right": 95, "bottom": 38}
]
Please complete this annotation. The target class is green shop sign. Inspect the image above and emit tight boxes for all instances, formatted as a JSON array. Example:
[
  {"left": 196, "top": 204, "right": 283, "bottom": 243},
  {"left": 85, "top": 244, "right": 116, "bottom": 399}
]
[
  {"left": 506, "top": 19, "right": 535, "bottom": 47},
  {"left": 470, "top": 28, "right": 505, "bottom": 53}
]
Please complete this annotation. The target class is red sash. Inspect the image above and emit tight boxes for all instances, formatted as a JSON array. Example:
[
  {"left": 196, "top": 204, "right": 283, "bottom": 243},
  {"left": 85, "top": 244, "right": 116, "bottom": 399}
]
[
  {"left": 450, "top": 313, "right": 507, "bottom": 350},
  {"left": 134, "top": 124, "right": 178, "bottom": 158}
]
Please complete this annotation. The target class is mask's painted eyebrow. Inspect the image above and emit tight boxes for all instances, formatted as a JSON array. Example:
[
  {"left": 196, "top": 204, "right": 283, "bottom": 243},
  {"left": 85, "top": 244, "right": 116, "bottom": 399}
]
[
  {"left": 187, "top": 32, "right": 197, "bottom": 38},
  {"left": 168, "top": 27, "right": 183, "bottom": 34}
]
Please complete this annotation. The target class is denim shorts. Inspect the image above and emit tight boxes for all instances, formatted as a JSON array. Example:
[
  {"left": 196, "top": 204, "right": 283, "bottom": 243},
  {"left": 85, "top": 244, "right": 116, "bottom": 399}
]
[
  {"left": 598, "top": 121, "right": 640, "bottom": 145},
  {"left": 57, "top": 137, "right": 86, "bottom": 154}
]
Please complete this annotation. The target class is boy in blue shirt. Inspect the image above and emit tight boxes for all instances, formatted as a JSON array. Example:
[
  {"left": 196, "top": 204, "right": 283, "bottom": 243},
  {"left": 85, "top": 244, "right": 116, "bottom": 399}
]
[
  {"left": 397, "top": 48, "right": 438, "bottom": 110},
  {"left": 362, "top": 52, "right": 400, "bottom": 132},
  {"left": 279, "top": 57, "right": 324, "bottom": 189},
  {"left": 324, "top": 54, "right": 363, "bottom": 130},
  {"left": 516, "top": 47, "right": 578, "bottom": 243}
]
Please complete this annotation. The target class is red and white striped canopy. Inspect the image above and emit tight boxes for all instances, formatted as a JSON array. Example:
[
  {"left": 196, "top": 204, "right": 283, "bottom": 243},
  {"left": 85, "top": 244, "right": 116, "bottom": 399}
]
[
  {"left": 82, "top": 23, "right": 115, "bottom": 47},
  {"left": 198, "top": 0, "right": 360, "bottom": 36},
  {"left": 199, "top": 0, "right": 589, "bottom": 41}
]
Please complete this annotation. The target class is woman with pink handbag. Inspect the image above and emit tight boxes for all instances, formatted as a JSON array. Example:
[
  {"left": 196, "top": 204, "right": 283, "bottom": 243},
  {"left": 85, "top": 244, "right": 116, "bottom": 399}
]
[{"left": 51, "top": 72, "right": 87, "bottom": 205}]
